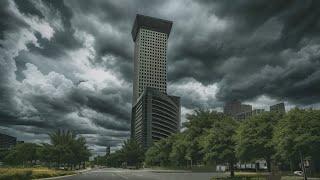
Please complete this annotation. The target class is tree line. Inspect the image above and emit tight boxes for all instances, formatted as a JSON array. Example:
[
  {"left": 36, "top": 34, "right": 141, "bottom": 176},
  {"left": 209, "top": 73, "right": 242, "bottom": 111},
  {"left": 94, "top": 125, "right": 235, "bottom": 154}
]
[
  {"left": 1, "top": 130, "right": 91, "bottom": 170},
  {"left": 144, "top": 108, "right": 320, "bottom": 177},
  {"left": 94, "top": 139, "right": 144, "bottom": 168}
]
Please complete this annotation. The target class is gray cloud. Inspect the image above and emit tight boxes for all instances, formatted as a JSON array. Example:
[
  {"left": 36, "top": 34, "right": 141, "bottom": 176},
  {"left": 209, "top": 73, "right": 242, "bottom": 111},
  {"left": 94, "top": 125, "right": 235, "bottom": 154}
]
[{"left": 0, "top": 0, "right": 319, "bottom": 155}]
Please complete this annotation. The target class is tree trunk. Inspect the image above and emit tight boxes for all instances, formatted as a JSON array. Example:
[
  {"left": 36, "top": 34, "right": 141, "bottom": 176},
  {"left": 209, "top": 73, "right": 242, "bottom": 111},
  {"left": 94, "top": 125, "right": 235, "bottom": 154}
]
[
  {"left": 229, "top": 161, "right": 235, "bottom": 177},
  {"left": 266, "top": 158, "right": 271, "bottom": 172}
]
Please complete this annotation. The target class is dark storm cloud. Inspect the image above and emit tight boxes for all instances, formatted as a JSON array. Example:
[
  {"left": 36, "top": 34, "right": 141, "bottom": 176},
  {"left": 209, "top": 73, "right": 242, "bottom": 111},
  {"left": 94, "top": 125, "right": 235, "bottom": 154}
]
[
  {"left": 0, "top": 0, "right": 132, "bottom": 152},
  {"left": 13, "top": 0, "right": 82, "bottom": 58},
  {"left": 212, "top": 0, "right": 320, "bottom": 104},
  {"left": 70, "top": 87, "right": 131, "bottom": 123},
  {"left": 13, "top": 0, "right": 44, "bottom": 18},
  {"left": 0, "top": 1, "right": 28, "bottom": 39},
  {"left": 65, "top": 0, "right": 170, "bottom": 81},
  {"left": 1, "top": 0, "right": 320, "bottom": 155},
  {"left": 165, "top": 0, "right": 320, "bottom": 104}
]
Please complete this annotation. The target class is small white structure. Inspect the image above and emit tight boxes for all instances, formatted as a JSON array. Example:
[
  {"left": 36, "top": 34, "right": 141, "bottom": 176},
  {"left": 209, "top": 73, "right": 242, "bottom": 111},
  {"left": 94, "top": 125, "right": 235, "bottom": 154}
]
[
  {"left": 216, "top": 165, "right": 228, "bottom": 172},
  {"left": 236, "top": 160, "right": 268, "bottom": 170}
]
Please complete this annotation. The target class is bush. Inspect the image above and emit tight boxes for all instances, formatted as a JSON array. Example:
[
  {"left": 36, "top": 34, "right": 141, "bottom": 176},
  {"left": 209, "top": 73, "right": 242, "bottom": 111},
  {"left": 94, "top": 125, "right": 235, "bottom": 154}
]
[
  {"left": 0, "top": 169, "right": 32, "bottom": 180},
  {"left": 0, "top": 168, "right": 75, "bottom": 180},
  {"left": 31, "top": 169, "right": 74, "bottom": 179}
]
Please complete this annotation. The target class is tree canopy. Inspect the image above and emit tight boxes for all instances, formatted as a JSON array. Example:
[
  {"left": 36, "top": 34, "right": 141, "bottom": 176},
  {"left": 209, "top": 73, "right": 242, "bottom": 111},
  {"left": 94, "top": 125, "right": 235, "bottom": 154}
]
[
  {"left": 273, "top": 108, "right": 320, "bottom": 172},
  {"left": 3, "top": 129, "right": 91, "bottom": 169},
  {"left": 236, "top": 112, "right": 283, "bottom": 172},
  {"left": 145, "top": 108, "right": 320, "bottom": 176}
]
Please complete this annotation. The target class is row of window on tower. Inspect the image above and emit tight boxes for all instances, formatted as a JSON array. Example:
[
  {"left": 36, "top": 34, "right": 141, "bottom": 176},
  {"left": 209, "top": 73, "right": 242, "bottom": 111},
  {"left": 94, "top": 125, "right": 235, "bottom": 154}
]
[
  {"left": 140, "top": 29, "right": 167, "bottom": 39},
  {"left": 140, "top": 47, "right": 166, "bottom": 54}
]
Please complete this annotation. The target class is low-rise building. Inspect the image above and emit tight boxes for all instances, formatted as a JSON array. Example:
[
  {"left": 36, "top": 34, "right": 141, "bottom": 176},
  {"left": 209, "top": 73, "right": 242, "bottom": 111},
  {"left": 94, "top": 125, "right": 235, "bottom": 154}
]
[
  {"left": 270, "top": 103, "right": 285, "bottom": 113},
  {"left": 0, "top": 133, "right": 17, "bottom": 150},
  {"left": 235, "top": 109, "right": 265, "bottom": 121},
  {"left": 252, "top": 109, "right": 265, "bottom": 115},
  {"left": 224, "top": 100, "right": 252, "bottom": 118}
]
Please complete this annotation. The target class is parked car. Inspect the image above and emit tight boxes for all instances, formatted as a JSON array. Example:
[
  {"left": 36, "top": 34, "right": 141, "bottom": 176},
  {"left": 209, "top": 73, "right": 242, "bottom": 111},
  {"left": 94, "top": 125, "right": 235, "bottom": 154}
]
[{"left": 294, "top": 171, "right": 303, "bottom": 176}]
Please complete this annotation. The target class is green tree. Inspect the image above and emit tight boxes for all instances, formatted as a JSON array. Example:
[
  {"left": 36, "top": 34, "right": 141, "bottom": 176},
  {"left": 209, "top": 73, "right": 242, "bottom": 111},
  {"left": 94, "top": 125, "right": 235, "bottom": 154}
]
[
  {"left": 145, "top": 135, "right": 174, "bottom": 167},
  {"left": 183, "top": 109, "right": 220, "bottom": 165},
  {"left": 38, "top": 143, "right": 54, "bottom": 167},
  {"left": 106, "top": 150, "right": 124, "bottom": 167},
  {"left": 200, "top": 113, "right": 238, "bottom": 177},
  {"left": 145, "top": 109, "right": 236, "bottom": 169},
  {"left": 73, "top": 136, "right": 91, "bottom": 169},
  {"left": 169, "top": 133, "right": 188, "bottom": 167},
  {"left": 48, "top": 129, "right": 90, "bottom": 169},
  {"left": 273, "top": 108, "right": 320, "bottom": 173},
  {"left": 120, "top": 139, "right": 144, "bottom": 167},
  {"left": 236, "top": 112, "right": 282, "bottom": 172},
  {"left": 4, "top": 143, "right": 39, "bottom": 166},
  {"left": 94, "top": 155, "right": 107, "bottom": 166}
]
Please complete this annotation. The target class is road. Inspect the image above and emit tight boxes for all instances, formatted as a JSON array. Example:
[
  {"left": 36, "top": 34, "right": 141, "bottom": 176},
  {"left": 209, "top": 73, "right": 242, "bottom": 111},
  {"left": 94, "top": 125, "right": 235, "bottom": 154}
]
[{"left": 52, "top": 168, "right": 225, "bottom": 180}]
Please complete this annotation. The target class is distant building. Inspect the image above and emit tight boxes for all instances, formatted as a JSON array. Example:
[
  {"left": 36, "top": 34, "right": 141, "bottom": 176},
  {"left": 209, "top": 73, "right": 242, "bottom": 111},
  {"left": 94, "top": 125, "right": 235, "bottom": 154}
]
[
  {"left": 236, "top": 111, "right": 252, "bottom": 121},
  {"left": 223, "top": 100, "right": 241, "bottom": 116},
  {"left": 252, "top": 109, "right": 265, "bottom": 115},
  {"left": 241, "top": 104, "right": 252, "bottom": 113},
  {"left": 224, "top": 100, "right": 252, "bottom": 119},
  {"left": 236, "top": 109, "right": 265, "bottom": 121},
  {"left": 0, "top": 133, "right": 17, "bottom": 150},
  {"left": 131, "top": 14, "right": 180, "bottom": 149},
  {"left": 270, "top": 103, "right": 285, "bottom": 113}
]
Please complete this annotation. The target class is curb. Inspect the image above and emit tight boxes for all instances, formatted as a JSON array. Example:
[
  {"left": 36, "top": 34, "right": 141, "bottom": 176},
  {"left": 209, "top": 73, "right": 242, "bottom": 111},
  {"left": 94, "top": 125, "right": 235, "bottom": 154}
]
[
  {"left": 36, "top": 174, "right": 76, "bottom": 180},
  {"left": 36, "top": 168, "right": 92, "bottom": 180}
]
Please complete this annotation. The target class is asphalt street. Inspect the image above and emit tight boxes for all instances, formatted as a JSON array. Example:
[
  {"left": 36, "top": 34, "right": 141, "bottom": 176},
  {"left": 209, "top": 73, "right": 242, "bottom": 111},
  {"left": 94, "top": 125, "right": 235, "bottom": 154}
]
[{"left": 52, "top": 168, "right": 224, "bottom": 180}]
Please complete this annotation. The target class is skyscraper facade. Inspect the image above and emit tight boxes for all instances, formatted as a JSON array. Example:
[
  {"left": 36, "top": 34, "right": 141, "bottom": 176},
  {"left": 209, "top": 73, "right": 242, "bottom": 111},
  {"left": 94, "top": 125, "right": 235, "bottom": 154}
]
[
  {"left": 131, "top": 14, "right": 180, "bottom": 149},
  {"left": 132, "top": 14, "right": 172, "bottom": 104}
]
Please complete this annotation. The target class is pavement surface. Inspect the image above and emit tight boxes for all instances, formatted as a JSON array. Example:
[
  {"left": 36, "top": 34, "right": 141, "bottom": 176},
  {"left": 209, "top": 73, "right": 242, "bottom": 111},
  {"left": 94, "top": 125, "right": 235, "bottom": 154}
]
[{"left": 52, "top": 168, "right": 224, "bottom": 180}]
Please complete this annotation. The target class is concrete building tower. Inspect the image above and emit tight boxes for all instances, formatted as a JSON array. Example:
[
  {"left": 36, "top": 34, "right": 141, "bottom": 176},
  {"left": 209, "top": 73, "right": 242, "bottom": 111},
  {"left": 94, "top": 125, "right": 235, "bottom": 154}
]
[
  {"left": 131, "top": 14, "right": 180, "bottom": 149},
  {"left": 132, "top": 14, "right": 172, "bottom": 105}
]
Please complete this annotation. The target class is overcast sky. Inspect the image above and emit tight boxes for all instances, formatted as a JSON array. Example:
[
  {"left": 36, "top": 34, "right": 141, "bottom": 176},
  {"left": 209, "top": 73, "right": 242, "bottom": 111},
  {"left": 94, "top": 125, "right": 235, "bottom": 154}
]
[{"left": 1, "top": 0, "right": 320, "bottom": 155}]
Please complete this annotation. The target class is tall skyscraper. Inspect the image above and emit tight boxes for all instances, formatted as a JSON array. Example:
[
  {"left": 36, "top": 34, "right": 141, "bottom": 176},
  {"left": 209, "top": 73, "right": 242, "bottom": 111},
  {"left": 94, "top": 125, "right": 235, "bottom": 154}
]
[
  {"left": 132, "top": 14, "right": 172, "bottom": 104},
  {"left": 131, "top": 14, "right": 180, "bottom": 149}
]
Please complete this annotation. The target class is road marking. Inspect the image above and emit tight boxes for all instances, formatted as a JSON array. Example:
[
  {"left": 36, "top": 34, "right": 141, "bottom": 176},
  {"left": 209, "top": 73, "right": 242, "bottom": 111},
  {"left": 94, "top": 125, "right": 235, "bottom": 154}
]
[{"left": 113, "top": 172, "right": 129, "bottom": 180}]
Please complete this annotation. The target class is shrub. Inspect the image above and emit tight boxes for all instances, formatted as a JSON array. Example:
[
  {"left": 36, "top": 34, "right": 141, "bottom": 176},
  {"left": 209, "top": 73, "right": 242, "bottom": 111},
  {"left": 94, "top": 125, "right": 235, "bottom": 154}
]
[
  {"left": 0, "top": 169, "right": 32, "bottom": 180},
  {"left": 0, "top": 168, "right": 75, "bottom": 180}
]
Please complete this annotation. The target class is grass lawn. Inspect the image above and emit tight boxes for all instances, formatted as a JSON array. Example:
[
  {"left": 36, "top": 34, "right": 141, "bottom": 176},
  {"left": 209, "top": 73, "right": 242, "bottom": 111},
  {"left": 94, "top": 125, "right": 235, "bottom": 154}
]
[
  {"left": 0, "top": 167, "right": 75, "bottom": 180},
  {"left": 212, "top": 172, "right": 320, "bottom": 180},
  {"left": 281, "top": 176, "right": 320, "bottom": 180}
]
